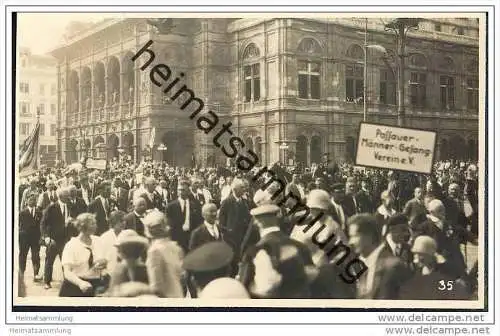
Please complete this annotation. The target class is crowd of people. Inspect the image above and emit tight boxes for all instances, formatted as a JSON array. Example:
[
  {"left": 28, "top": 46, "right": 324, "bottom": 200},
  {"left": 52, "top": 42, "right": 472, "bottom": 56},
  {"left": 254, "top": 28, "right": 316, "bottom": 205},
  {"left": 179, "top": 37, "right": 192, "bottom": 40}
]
[{"left": 16, "top": 158, "right": 480, "bottom": 300}]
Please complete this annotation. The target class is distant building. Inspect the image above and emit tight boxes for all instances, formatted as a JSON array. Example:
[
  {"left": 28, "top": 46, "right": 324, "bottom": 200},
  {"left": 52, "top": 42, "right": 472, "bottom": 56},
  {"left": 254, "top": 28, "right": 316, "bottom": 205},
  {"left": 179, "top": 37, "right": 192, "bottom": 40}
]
[
  {"left": 17, "top": 47, "right": 58, "bottom": 167},
  {"left": 51, "top": 17, "right": 480, "bottom": 166}
]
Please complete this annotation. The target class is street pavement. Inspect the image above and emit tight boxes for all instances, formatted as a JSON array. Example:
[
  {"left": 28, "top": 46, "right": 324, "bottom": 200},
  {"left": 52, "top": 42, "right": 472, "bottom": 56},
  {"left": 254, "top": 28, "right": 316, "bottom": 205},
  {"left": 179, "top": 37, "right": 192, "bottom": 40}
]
[{"left": 19, "top": 242, "right": 480, "bottom": 298}]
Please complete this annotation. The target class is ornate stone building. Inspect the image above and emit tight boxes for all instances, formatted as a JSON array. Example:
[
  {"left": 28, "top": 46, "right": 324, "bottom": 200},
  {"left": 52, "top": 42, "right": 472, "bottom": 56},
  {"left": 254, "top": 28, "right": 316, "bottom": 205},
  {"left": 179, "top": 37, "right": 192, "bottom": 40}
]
[
  {"left": 51, "top": 17, "right": 480, "bottom": 166},
  {"left": 17, "top": 47, "right": 58, "bottom": 166}
]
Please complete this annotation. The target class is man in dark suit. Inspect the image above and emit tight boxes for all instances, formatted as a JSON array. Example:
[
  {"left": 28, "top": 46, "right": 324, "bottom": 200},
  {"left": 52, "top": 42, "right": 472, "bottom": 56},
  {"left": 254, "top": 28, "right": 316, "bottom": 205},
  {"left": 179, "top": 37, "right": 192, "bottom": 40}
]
[
  {"left": 219, "top": 178, "right": 253, "bottom": 254},
  {"left": 330, "top": 183, "right": 347, "bottom": 232},
  {"left": 356, "top": 179, "right": 374, "bottom": 213},
  {"left": 123, "top": 197, "right": 148, "bottom": 237},
  {"left": 166, "top": 180, "right": 203, "bottom": 252},
  {"left": 238, "top": 204, "right": 313, "bottom": 298},
  {"left": 381, "top": 214, "right": 414, "bottom": 270},
  {"left": 88, "top": 182, "right": 113, "bottom": 236},
  {"left": 190, "top": 178, "right": 206, "bottom": 206},
  {"left": 40, "top": 187, "right": 73, "bottom": 289},
  {"left": 18, "top": 192, "right": 42, "bottom": 282},
  {"left": 402, "top": 187, "right": 427, "bottom": 222},
  {"left": 347, "top": 214, "right": 412, "bottom": 299},
  {"left": 37, "top": 179, "right": 58, "bottom": 211},
  {"left": 112, "top": 177, "right": 129, "bottom": 212},
  {"left": 189, "top": 203, "right": 223, "bottom": 251},
  {"left": 80, "top": 174, "right": 97, "bottom": 207},
  {"left": 67, "top": 184, "right": 87, "bottom": 218},
  {"left": 342, "top": 177, "right": 360, "bottom": 218}
]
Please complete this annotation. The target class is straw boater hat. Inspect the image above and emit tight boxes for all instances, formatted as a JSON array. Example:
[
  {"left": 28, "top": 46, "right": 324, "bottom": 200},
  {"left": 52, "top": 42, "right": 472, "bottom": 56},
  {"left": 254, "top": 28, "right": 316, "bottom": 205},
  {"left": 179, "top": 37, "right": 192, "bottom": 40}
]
[{"left": 114, "top": 229, "right": 149, "bottom": 248}]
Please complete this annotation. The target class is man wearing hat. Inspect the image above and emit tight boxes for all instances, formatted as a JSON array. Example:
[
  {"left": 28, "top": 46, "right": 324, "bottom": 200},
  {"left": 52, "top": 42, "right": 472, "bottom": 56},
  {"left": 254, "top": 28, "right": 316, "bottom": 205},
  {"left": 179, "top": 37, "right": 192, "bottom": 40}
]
[
  {"left": 400, "top": 235, "right": 468, "bottom": 300},
  {"left": 108, "top": 229, "right": 150, "bottom": 294},
  {"left": 238, "top": 204, "right": 313, "bottom": 298},
  {"left": 20, "top": 178, "right": 40, "bottom": 210},
  {"left": 143, "top": 210, "right": 184, "bottom": 298},
  {"left": 183, "top": 241, "right": 234, "bottom": 298},
  {"left": 380, "top": 214, "right": 413, "bottom": 269}
]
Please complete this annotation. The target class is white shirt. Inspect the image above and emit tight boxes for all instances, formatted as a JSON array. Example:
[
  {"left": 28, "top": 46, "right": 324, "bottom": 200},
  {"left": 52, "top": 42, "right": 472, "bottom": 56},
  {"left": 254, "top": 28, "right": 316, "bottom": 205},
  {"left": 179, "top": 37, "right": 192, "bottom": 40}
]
[
  {"left": 385, "top": 233, "right": 399, "bottom": 256},
  {"left": 58, "top": 200, "right": 68, "bottom": 222},
  {"left": 61, "top": 235, "right": 104, "bottom": 278},
  {"left": 358, "top": 243, "right": 386, "bottom": 297},
  {"left": 179, "top": 197, "right": 190, "bottom": 231},
  {"left": 98, "top": 229, "right": 119, "bottom": 275},
  {"left": 204, "top": 221, "right": 220, "bottom": 239},
  {"left": 332, "top": 199, "right": 345, "bottom": 225}
]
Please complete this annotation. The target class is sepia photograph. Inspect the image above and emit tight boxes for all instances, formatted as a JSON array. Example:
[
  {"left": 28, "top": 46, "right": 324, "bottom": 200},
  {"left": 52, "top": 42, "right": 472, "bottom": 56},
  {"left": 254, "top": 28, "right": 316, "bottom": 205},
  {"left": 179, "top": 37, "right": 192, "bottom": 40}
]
[{"left": 9, "top": 10, "right": 487, "bottom": 310}]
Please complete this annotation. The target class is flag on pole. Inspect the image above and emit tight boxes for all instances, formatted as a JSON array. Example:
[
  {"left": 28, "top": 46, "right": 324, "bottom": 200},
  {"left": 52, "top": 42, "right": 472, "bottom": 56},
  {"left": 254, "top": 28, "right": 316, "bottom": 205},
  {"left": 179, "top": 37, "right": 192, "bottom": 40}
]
[
  {"left": 19, "top": 121, "right": 40, "bottom": 177},
  {"left": 149, "top": 127, "right": 156, "bottom": 148}
]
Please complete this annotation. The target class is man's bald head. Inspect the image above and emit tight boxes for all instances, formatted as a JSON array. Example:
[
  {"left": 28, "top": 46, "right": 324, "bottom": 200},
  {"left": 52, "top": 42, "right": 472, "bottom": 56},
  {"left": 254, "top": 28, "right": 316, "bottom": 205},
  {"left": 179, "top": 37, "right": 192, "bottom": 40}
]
[
  {"left": 133, "top": 197, "right": 147, "bottom": 215},
  {"left": 202, "top": 203, "right": 218, "bottom": 224}
]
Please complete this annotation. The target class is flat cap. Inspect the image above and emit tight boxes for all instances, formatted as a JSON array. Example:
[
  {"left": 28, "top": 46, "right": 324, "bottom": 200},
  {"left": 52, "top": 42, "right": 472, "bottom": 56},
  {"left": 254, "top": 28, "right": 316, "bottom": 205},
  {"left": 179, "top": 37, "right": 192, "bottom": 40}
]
[
  {"left": 250, "top": 204, "right": 280, "bottom": 217},
  {"left": 183, "top": 241, "right": 234, "bottom": 273}
]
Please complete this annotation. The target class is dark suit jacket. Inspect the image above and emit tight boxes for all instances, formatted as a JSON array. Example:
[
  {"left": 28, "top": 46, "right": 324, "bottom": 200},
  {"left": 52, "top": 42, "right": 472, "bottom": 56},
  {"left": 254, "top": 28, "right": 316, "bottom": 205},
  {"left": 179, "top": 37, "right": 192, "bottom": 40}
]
[
  {"left": 113, "top": 187, "right": 129, "bottom": 212},
  {"left": 402, "top": 198, "right": 427, "bottom": 220},
  {"left": 88, "top": 198, "right": 110, "bottom": 236},
  {"left": 40, "top": 202, "right": 73, "bottom": 244},
  {"left": 69, "top": 197, "right": 88, "bottom": 218},
  {"left": 188, "top": 224, "right": 224, "bottom": 251},
  {"left": 37, "top": 190, "right": 58, "bottom": 211},
  {"left": 81, "top": 183, "right": 97, "bottom": 203},
  {"left": 359, "top": 248, "right": 412, "bottom": 299},
  {"left": 166, "top": 198, "right": 203, "bottom": 252},
  {"left": 341, "top": 195, "right": 358, "bottom": 219},
  {"left": 19, "top": 207, "right": 42, "bottom": 238},
  {"left": 139, "top": 191, "right": 163, "bottom": 210},
  {"left": 123, "top": 212, "right": 146, "bottom": 237},
  {"left": 218, "top": 194, "right": 252, "bottom": 248}
]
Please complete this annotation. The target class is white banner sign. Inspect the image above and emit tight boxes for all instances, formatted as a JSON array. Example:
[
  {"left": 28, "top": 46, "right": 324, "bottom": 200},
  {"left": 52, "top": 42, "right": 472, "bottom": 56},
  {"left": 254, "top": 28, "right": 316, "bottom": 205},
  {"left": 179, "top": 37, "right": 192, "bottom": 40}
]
[
  {"left": 355, "top": 123, "right": 436, "bottom": 174},
  {"left": 86, "top": 158, "right": 107, "bottom": 170}
]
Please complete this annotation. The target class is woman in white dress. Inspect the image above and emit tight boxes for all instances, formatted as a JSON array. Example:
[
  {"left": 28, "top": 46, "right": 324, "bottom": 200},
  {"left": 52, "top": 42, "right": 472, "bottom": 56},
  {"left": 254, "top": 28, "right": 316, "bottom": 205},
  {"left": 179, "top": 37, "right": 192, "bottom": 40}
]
[{"left": 59, "top": 213, "right": 108, "bottom": 297}]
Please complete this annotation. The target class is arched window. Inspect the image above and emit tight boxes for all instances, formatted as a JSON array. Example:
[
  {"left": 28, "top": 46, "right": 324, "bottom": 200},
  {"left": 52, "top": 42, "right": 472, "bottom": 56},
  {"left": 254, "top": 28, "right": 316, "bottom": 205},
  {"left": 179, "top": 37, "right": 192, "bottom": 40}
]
[
  {"left": 466, "top": 58, "right": 479, "bottom": 112},
  {"left": 297, "top": 38, "right": 322, "bottom": 100},
  {"left": 409, "top": 54, "right": 428, "bottom": 108},
  {"left": 242, "top": 43, "right": 261, "bottom": 103},
  {"left": 439, "top": 57, "right": 456, "bottom": 111},
  {"left": 345, "top": 44, "right": 364, "bottom": 103}
]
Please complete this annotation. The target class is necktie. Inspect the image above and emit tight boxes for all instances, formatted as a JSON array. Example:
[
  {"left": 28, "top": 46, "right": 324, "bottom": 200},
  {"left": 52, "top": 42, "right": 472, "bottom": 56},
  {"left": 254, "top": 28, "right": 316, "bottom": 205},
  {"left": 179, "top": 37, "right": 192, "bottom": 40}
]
[
  {"left": 394, "top": 244, "right": 402, "bottom": 257},
  {"left": 32, "top": 208, "right": 35, "bottom": 218},
  {"left": 61, "top": 204, "right": 66, "bottom": 221},
  {"left": 85, "top": 246, "right": 94, "bottom": 270}
]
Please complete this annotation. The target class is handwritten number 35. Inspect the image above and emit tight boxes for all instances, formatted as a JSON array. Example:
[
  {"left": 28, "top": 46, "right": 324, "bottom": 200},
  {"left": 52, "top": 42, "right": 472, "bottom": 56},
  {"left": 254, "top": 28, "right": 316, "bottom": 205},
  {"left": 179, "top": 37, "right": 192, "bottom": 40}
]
[{"left": 438, "top": 280, "right": 454, "bottom": 291}]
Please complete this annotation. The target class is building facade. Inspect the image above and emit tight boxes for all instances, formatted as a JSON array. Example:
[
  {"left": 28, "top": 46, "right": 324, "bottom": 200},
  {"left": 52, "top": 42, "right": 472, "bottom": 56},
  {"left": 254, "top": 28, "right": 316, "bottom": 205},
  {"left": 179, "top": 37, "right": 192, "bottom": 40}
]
[
  {"left": 51, "top": 17, "right": 480, "bottom": 167},
  {"left": 17, "top": 47, "right": 58, "bottom": 166}
]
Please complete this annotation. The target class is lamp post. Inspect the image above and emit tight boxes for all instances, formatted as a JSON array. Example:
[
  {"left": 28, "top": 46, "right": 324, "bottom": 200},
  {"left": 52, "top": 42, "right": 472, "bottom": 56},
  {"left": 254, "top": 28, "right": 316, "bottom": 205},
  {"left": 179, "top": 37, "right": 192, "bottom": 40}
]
[
  {"left": 384, "top": 18, "right": 421, "bottom": 127},
  {"left": 279, "top": 142, "right": 289, "bottom": 165},
  {"left": 157, "top": 143, "right": 168, "bottom": 162}
]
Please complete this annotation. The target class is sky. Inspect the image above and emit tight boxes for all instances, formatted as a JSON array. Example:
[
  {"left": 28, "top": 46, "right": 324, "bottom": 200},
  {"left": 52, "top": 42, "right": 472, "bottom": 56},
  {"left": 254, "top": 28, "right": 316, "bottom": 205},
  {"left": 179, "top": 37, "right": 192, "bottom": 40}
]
[{"left": 17, "top": 13, "right": 117, "bottom": 55}]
